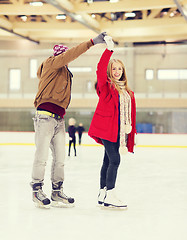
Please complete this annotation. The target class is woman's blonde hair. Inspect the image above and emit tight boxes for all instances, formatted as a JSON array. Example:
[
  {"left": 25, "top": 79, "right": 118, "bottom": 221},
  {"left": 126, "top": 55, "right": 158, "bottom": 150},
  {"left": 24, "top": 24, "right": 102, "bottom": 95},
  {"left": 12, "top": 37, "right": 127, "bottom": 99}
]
[{"left": 107, "top": 59, "right": 132, "bottom": 96}]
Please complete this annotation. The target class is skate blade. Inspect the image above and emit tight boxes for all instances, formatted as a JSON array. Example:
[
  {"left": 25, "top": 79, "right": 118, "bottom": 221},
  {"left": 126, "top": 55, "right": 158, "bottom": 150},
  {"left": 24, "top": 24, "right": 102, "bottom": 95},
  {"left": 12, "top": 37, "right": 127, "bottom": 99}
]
[
  {"left": 102, "top": 204, "right": 128, "bottom": 211},
  {"left": 35, "top": 202, "right": 50, "bottom": 209},
  {"left": 97, "top": 202, "right": 104, "bottom": 208},
  {"left": 51, "top": 201, "right": 75, "bottom": 208}
]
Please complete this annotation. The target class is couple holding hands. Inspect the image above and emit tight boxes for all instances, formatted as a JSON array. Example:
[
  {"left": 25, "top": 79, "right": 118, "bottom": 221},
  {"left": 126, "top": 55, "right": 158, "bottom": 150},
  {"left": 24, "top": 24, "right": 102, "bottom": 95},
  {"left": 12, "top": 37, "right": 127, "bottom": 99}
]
[{"left": 31, "top": 32, "right": 136, "bottom": 209}]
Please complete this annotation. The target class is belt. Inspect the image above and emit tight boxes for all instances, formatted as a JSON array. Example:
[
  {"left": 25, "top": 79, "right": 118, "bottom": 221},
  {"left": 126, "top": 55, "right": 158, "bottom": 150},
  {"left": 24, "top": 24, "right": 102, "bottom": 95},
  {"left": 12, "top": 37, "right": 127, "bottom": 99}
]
[{"left": 36, "top": 110, "right": 61, "bottom": 119}]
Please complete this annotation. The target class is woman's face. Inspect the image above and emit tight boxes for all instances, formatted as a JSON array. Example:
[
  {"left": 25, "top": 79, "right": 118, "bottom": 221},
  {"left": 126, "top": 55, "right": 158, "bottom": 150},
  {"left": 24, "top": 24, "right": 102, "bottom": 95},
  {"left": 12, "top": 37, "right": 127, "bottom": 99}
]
[{"left": 111, "top": 62, "right": 123, "bottom": 81}]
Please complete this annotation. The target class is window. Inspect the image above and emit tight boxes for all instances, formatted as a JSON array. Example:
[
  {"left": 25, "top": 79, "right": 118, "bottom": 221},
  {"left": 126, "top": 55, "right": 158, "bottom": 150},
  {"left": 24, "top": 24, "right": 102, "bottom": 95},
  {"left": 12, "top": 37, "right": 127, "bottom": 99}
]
[
  {"left": 30, "top": 59, "right": 37, "bottom": 78},
  {"left": 145, "top": 69, "right": 154, "bottom": 80},
  {"left": 87, "top": 80, "right": 92, "bottom": 92},
  {"left": 69, "top": 67, "right": 92, "bottom": 73},
  {"left": 9, "top": 69, "right": 21, "bottom": 90},
  {"left": 179, "top": 69, "right": 187, "bottom": 79},
  {"left": 157, "top": 69, "right": 187, "bottom": 80}
]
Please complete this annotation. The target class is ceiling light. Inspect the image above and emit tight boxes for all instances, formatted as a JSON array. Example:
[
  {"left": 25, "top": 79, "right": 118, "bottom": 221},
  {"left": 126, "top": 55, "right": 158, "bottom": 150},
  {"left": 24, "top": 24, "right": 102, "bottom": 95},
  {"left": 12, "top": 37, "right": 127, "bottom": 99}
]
[
  {"left": 110, "top": 0, "right": 119, "bottom": 2},
  {"left": 111, "top": 13, "right": 115, "bottom": 20},
  {"left": 125, "top": 12, "right": 136, "bottom": 18},
  {"left": 20, "top": 15, "right": 27, "bottom": 22},
  {"left": 30, "top": 2, "right": 43, "bottom": 7},
  {"left": 170, "top": 12, "right": 175, "bottom": 17},
  {"left": 75, "top": 15, "right": 82, "bottom": 20},
  {"left": 91, "top": 14, "right": 96, "bottom": 18},
  {"left": 56, "top": 14, "right": 66, "bottom": 20}
]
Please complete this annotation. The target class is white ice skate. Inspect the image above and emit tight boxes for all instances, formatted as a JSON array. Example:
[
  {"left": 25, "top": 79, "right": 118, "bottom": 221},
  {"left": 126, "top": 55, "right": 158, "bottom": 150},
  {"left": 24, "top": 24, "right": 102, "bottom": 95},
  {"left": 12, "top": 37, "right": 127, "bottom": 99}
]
[
  {"left": 98, "top": 187, "right": 106, "bottom": 206},
  {"left": 104, "top": 188, "right": 127, "bottom": 210}
]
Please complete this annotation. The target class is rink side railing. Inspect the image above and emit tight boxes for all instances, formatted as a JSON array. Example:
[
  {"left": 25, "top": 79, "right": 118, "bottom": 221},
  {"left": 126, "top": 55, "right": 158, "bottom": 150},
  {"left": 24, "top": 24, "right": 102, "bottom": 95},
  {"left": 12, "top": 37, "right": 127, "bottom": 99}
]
[{"left": 0, "top": 132, "right": 186, "bottom": 149}]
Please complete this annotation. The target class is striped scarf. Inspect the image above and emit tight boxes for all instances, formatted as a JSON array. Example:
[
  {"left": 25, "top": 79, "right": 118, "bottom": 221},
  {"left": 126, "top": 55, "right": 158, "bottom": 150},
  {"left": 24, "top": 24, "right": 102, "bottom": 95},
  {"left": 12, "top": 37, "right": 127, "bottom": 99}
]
[{"left": 115, "top": 80, "right": 132, "bottom": 154}]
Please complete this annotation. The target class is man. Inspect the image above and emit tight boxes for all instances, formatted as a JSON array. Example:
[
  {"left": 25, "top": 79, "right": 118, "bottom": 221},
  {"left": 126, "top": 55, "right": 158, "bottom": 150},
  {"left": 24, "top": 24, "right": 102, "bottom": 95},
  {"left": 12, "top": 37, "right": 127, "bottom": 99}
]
[{"left": 30, "top": 32, "right": 107, "bottom": 208}]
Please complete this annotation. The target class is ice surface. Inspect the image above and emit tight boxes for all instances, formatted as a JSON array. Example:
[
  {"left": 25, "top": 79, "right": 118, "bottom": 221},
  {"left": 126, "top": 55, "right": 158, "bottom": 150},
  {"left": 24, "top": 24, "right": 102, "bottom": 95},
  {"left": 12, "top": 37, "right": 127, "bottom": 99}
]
[{"left": 0, "top": 132, "right": 187, "bottom": 240}]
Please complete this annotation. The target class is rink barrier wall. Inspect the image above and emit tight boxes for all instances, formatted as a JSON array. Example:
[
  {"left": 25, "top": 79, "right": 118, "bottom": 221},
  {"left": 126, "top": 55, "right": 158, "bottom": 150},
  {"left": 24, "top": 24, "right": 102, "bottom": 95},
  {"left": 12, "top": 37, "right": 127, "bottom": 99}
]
[
  {"left": 0, "top": 132, "right": 186, "bottom": 148},
  {"left": 0, "top": 143, "right": 187, "bottom": 148}
]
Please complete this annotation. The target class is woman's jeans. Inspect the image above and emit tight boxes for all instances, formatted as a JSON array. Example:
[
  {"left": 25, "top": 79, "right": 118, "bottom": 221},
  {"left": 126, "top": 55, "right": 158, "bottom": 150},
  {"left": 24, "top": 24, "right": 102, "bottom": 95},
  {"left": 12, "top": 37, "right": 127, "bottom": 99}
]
[
  {"left": 31, "top": 113, "right": 66, "bottom": 187},
  {"left": 101, "top": 136, "right": 120, "bottom": 190}
]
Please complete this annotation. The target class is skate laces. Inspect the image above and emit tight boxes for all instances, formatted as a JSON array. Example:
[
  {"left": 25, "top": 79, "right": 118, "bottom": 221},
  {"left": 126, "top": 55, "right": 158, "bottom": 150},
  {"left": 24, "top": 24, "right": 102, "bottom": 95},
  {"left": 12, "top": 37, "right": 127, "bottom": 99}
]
[
  {"left": 53, "top": 188, "right": 69, "bottom": 199},
  {"left": 59, "top": 189, "right": 69, "bottom": 199},
  {"left": 36, "top": 189, "right": 47, "bottom": 200}
]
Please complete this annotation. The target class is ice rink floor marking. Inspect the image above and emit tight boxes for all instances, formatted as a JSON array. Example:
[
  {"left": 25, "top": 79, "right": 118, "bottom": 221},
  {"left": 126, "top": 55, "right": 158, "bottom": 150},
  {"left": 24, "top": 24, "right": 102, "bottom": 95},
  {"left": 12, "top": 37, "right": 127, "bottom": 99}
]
[{"left": 0, "top": 143, "right": 186, "bottom": 148}]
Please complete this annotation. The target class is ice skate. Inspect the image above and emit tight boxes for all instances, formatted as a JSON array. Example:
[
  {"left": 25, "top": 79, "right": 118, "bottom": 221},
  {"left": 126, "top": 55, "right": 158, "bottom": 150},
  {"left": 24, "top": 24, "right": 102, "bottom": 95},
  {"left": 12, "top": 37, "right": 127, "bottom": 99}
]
[
  {"left": 32, "top": 183, "right": 51, "bottom": 209},
  {"left": 98, "top": 187, "right": 106, "bottom": 206},
  {"left": 51, "top": 181, "right": 75, "bottom": 208},
  {"left": 104, "top": 188, "right": 127, "bottom": 209}
]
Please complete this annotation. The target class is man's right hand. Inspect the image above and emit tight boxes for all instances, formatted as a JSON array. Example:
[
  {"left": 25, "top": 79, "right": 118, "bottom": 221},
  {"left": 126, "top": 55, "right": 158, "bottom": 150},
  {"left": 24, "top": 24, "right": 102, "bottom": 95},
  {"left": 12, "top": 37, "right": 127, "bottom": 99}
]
[{"left": 92, "top": 32, "right": 107, "bottom": 45}]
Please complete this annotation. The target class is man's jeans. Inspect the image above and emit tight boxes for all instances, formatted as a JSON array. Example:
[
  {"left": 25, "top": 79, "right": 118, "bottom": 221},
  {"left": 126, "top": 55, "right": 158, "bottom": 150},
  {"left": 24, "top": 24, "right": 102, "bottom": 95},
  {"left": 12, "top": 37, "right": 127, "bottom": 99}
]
[{"left": 31, "top": 113, "right": 66, "bottom": 186}]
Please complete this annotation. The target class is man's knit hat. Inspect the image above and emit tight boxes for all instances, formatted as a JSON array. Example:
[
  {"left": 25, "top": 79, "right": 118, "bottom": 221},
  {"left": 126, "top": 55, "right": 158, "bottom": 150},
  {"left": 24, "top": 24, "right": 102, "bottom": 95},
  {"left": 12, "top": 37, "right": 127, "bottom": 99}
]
[{"left": 53, "top": 44, "right": 68, "bottom": 56}]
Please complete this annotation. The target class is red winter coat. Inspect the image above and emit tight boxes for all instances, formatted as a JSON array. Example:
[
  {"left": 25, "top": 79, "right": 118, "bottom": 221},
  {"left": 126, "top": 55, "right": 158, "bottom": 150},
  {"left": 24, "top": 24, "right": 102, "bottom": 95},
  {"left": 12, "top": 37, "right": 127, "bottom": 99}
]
[{"left": 88, "top": 49, "right": 136, "bottom": 153}]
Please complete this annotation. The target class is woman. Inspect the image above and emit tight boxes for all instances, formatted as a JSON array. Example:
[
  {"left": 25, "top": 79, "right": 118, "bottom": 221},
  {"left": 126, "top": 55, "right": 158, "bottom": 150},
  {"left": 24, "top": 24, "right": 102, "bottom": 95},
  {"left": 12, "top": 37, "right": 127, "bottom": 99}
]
[{"left": 88, "top": 36, "right": 136, "bottom": 208}]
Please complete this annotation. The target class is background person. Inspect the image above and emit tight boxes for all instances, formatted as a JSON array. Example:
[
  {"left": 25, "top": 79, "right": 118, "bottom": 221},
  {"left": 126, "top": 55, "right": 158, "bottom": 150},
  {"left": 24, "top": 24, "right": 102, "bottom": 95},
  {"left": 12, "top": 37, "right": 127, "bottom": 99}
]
[
  {"left": 77, "top": 123, "right": 85, "bottom": 145},
  {"left": 68, "top": 118, "right": 77, "bottom": 156}
]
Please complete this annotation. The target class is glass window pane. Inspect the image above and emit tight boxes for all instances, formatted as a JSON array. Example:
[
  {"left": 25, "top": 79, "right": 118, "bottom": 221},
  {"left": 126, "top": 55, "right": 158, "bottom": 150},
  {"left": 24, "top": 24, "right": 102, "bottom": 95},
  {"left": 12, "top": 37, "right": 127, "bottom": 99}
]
[
  {"left": 145, "top": 69, "right": 154, "bottom": 80},
  {"left": 9, "top": 69, "right": 21, "bottom": 90},
  {"left": 157, "top": 69, "right": 178, "bottom": 80},
  {"left": 157, "top": 69, "right": 187, "bottom": 80},
  {"left": 30, "top": 59, "right": 37, "bottom": 78},
  {"left": 69, "top": 67, "right": 92, "bottom": 73},
  {"left": 179, "top": 69, "right": 187, "bottom": 79},
  {"left": 87, "top": 80, "right": 92, "bottom": 92}
]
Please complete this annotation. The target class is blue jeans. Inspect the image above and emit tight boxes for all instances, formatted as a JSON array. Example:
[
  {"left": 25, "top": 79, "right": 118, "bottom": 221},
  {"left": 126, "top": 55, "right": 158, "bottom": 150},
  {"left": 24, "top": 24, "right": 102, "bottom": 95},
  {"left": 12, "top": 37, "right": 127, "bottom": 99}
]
[
  {"left": 31, "top": 113, "right": 66, "bottom": 186},
  {"left": 101, "top": 136, "right": 120, "bottom": 190}
]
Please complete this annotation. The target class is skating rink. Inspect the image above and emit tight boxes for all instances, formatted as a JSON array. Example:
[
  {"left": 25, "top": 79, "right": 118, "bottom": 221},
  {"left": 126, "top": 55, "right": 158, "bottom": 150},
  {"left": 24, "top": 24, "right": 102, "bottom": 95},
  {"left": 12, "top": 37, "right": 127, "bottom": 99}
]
[{"left": 0, "top": 132, "right": 187, "bottom": 240}]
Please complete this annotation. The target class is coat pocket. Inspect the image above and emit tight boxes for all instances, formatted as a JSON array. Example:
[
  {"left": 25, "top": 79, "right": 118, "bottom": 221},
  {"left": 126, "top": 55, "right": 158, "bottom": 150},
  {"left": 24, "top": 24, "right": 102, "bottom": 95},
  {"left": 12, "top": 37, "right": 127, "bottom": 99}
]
[
  {"left": 94, "top": 110, "right": 112, "bottom": 130},
  {"left": 55, "top": 80, "right": 68, "bottom": 93},
  {"left": 96, "top": 109, "right": 112, "bottom": 117}
]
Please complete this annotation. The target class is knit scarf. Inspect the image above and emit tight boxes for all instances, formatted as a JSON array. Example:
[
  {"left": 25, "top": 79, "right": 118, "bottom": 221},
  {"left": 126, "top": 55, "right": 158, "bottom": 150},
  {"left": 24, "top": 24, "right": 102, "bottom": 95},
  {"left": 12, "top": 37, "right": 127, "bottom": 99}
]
[{"left": 114, "top": 80, "right": 132, "bottom": 154}]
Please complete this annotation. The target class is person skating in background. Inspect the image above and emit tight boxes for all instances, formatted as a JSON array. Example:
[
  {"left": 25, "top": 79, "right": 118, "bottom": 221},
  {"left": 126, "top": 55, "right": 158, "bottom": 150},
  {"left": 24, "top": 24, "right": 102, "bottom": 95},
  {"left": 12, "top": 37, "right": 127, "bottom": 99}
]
[
  {"left": 88, "top": 36, "right": 136, "bottom": 209},
  {"left": 77, "top": 123, "right": 85, "bottom": 145},
  {"left": 68, "top": 118, "right": 77, "bottom": 156},
  {"left": 30, "top": 32, "right": 108, "bottom": 208}
]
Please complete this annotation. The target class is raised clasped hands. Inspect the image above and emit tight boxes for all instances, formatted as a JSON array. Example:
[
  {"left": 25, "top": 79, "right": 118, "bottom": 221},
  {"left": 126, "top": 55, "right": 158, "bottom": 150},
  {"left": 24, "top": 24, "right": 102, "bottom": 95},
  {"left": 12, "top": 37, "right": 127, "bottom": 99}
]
[{"left": 104, "top": 36, "right": 114, "bottom": 51}]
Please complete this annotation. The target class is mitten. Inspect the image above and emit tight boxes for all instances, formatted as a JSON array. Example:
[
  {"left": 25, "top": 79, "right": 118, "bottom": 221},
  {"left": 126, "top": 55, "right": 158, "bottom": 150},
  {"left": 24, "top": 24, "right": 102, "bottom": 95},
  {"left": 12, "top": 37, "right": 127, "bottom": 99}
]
[
  {"left": 92, "top": 32, "right": 107, "bottom": 45},
  {"left": 104, "top": 36, "right": 114, "bottom": 51}
]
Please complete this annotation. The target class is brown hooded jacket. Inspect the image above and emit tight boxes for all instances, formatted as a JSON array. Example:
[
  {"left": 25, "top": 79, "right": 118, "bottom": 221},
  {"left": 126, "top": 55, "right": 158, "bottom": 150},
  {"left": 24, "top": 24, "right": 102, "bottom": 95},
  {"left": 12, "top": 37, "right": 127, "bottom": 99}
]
[{"left": 34, "top": 40, "right": 93, "bottom": 109}]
